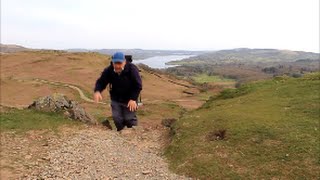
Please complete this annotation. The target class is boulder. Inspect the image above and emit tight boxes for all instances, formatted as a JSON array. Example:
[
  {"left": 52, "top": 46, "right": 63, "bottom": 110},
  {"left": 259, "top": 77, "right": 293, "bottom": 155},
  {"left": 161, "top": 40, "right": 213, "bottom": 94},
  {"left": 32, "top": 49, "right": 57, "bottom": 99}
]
[{"left": 28, "top": 93, "right": 98, "bottom": 125}]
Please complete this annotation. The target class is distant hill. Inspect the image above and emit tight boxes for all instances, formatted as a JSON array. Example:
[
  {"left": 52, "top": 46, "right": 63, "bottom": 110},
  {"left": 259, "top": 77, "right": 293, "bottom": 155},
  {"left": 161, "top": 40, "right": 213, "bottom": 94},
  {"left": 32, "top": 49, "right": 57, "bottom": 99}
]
[
  {"left": 67, "top": 48, "right": 203, "bottom": 60},
  {"left": 0, "top": 44, "right": 203, "bottom": 59},
  {"left": 0, "top": 44, "right": 32, "bottom": 53},
  {"left": 169, "top": 48, "right": 320, "bottom": 65}
]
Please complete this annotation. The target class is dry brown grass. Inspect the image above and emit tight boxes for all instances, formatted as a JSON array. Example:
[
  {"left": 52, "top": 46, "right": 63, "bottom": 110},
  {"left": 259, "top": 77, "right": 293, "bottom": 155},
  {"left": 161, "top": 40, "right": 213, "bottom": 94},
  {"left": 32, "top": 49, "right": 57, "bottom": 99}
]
[{"left": 0, "top": 50, "right": 205, "bottom": 128}]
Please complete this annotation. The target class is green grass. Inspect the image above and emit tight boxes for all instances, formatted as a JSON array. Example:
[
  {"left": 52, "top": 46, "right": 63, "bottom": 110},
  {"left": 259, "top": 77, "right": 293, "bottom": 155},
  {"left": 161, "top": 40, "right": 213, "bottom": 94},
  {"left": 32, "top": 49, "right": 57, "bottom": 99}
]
[
  {"left": 140, "top": 101, "right": 186, "bottom": 120},
  {"left": 165, "top": 72, "right": 320, "bottom": 179},
  {"left": 192, "top": 74, "right": 234, "bottom": 83},
  {"left": 0, "top": 108, "right": 81, "bottom": 133}
]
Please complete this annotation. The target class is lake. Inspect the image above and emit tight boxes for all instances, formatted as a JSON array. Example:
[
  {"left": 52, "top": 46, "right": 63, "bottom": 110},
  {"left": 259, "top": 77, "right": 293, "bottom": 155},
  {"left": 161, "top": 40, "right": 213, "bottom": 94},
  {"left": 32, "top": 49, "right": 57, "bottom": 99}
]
[{"left": 133, "top": 55, "right": 195, "bottom": 69}]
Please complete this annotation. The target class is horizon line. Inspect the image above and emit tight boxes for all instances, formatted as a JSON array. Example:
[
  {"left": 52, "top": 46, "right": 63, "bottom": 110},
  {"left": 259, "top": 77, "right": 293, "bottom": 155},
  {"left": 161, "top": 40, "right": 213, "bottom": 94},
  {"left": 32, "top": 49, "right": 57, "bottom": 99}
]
[{"left": 1, "top": 43, "right": 319, "bottom": 53}]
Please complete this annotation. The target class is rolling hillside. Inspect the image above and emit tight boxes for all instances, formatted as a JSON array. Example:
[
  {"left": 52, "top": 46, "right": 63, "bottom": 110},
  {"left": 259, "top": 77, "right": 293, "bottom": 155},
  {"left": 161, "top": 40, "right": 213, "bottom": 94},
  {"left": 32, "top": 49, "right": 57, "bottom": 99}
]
[
  {"left": 165, "top": 73, "right": 320, "bottom": 179},
  {"left": 166, "top": 48, "right": 320, "bottom": 84},
  {"left": 0, "top": 50, "right": 205, "bottom": 127},
  {"left": 1, "top": 49, "right": 319, "bottom": 179}
]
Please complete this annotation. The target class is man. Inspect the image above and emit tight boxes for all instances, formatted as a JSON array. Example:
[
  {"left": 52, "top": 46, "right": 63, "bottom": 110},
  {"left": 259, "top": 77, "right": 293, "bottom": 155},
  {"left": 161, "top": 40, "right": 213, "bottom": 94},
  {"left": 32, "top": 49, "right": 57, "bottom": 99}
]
[{"left": 93, "top": 52, "right": 142, "bottom": 131}]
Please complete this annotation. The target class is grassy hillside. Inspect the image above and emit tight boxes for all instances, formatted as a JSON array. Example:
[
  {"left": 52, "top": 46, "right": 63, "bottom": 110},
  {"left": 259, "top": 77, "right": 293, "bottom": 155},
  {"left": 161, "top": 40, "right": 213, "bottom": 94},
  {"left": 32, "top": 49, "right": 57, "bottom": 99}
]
[{"left": 165, "top": 73, "right": 320, "bottom": 179}]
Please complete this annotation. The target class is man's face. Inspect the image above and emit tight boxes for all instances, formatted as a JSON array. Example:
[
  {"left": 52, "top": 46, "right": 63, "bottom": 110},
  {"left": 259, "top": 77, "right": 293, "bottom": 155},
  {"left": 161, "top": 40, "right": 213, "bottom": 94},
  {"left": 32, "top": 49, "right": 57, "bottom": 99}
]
[{"left": 113, "top": 61, "right": 126, "bottom": 73}]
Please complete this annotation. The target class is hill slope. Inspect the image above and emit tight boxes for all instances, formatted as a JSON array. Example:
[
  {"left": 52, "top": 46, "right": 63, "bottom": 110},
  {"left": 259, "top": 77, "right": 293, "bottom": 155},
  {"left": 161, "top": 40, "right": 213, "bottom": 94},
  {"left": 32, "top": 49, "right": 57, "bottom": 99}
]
[
  {"left": 169, "top": 48, "right": 320, "bottom": 65},
  {"left": 0, "top": 44, "right": 32, "bottom": 53},
  {"left": 165, "top": 73, "right": 320, "bottom": 179},
  {"left": 0, "top": 50, "right": 204, "bottom": 127}
]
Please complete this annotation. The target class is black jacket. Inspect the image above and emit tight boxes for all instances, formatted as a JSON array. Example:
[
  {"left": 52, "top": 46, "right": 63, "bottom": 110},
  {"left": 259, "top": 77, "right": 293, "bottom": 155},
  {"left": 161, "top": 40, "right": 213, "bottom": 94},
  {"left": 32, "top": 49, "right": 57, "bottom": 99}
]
[{"left": 94, "top": 62, "right": 142, "bottom": 103}]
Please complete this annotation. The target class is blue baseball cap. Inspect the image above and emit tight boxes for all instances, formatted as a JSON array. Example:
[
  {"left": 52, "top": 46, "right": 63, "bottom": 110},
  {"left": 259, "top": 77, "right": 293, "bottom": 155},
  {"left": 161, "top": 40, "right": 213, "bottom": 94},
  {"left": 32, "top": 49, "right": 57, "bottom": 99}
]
[{"left": 112, "top": 52, "right": 125, "bottom": 63}]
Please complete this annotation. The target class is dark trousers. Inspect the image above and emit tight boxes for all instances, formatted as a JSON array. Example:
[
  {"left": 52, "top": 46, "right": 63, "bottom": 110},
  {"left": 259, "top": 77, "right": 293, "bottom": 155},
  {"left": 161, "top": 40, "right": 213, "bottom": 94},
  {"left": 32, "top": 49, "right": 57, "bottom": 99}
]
[{"left": 111, "top": 100, "right": 138, "bottom": 131}]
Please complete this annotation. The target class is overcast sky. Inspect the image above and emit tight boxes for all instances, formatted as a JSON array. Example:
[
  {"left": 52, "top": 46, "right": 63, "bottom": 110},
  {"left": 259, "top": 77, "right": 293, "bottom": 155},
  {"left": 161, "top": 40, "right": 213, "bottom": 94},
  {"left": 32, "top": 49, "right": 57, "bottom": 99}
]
[{"left": 1, "top": 0, "right": 319, "bottom": 52}]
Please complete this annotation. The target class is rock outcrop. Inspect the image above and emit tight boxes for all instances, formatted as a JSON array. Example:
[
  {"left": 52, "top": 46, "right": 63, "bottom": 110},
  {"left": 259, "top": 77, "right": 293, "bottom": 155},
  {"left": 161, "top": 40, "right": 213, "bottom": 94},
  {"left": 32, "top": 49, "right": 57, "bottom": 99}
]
[{"left": 28, "top": 93, "right": 97, "bottom": 125}]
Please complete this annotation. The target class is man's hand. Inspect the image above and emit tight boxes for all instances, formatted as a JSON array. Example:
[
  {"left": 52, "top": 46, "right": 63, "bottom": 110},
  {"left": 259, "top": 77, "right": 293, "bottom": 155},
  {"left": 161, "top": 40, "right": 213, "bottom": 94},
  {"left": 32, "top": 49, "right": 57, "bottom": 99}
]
[
  {"left": 127, "top": 100, "right": 138, "bottom": 112},
  {"left": 94, "top": 92, "right": 103, "bottom": 103}
]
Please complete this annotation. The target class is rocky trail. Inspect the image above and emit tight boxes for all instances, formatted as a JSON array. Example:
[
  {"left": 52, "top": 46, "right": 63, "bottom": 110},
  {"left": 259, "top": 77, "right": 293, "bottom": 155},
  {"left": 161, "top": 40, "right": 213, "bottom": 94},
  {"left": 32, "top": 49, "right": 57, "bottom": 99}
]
[
  {"left": 1, "top": 125, "right": 191, "bottom": 180},
  {"left": 0, "top": 87, "right": 195, "bottom": 179}
]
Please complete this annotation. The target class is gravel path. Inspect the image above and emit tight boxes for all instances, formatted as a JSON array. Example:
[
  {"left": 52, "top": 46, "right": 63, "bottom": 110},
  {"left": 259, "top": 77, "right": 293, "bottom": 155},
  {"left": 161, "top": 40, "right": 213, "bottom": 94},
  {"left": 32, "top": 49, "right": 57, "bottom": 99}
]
[{"left": 22, "top": 126, "right": 191, "bottom": 180}]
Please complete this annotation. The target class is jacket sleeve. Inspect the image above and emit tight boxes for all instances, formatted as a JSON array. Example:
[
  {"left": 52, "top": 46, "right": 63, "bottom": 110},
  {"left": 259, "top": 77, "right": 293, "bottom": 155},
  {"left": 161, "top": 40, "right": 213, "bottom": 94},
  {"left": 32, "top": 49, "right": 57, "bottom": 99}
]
[
  {"left": 94, "top": 67, "right": 111, "bottom": 93},
  {"left": 129, "top": 65, "right": 142, "bottom": 101}
]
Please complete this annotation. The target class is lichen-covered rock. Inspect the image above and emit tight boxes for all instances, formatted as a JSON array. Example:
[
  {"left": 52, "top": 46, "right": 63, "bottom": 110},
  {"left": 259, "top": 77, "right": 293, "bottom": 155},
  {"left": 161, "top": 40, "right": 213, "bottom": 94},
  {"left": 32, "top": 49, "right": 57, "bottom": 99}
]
[
  {"left": 28, "top": 93, "right": 70, "bottom": 112},
  {"left": 28, "top": 93, "right": 97, "bottom": 125},
  {"left": 67, "top": 100, "right": 97, "bottom": 124}
]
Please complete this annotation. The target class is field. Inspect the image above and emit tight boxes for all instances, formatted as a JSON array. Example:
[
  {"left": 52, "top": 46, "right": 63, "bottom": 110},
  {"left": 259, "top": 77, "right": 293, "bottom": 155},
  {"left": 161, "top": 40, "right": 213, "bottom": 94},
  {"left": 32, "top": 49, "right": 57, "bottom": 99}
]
[{"left": 192, "top": 74, "right": 234, "bottom": 84}]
